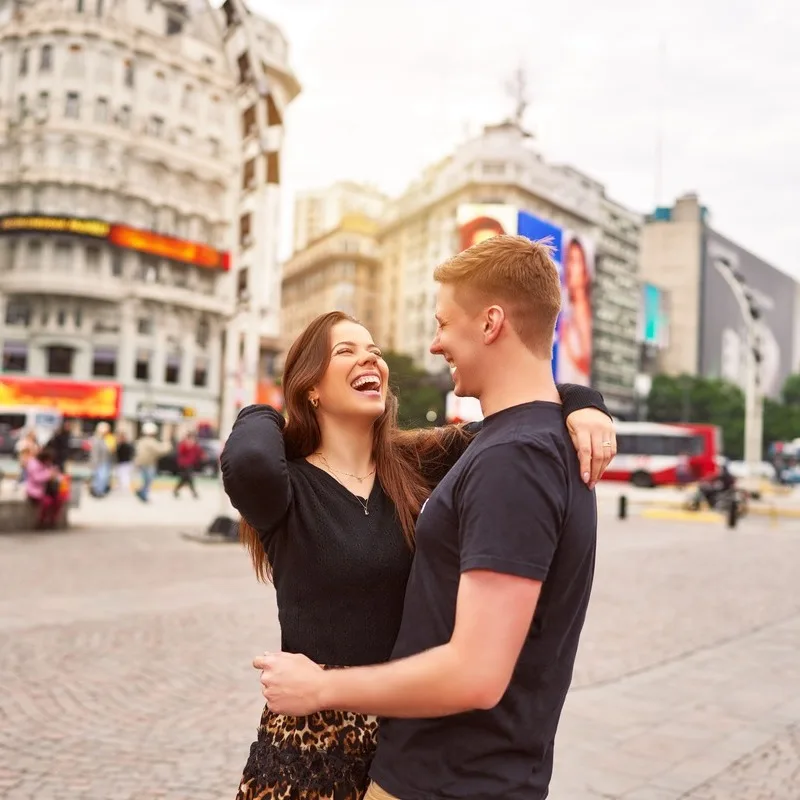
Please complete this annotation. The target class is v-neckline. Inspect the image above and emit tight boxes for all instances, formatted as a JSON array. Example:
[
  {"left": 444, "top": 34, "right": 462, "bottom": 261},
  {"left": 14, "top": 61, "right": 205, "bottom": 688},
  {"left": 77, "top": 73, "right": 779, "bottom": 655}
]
[{"left": 301, "top": 459, "right": 379, "bottom": 506}]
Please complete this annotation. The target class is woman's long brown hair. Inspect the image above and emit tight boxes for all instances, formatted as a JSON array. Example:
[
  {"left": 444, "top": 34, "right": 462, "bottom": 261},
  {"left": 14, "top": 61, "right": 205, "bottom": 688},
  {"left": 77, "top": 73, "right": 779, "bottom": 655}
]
[{"left": 239, "top": 311, "right": 473, "bottom": 582}]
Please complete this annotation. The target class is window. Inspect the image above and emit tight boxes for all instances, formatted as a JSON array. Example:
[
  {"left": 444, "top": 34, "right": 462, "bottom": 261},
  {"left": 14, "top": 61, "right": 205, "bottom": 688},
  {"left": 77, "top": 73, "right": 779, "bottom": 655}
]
[
  {"left": 149, "top": 115, "right": 164, "bottom": 137},
  {"left": 242, "top": 104, "right": 257, "bottom": 138},
  {"left": 46, "top": 346, "right": 74, "bottom": 376},
  {"left": 135, "top": 353, "right": 150, "bottom": 381},
  {"left": 26, "top": 239, "right": 42, "bottom": 265},
  {"left": 237, "top": 267, "right": 249, "bottom": 300},
  {"left": 208, "top": 137, "right": 220, "bottom": 157},
  {"left": 62, "top": 142, "right": 77, "bottom": 167},
  {"left": 54, "top": 242, "right": 72, "bottom": 270},
  {"left": 141, "top": 257, "right": 158, "bottom": 283},
  {"left": 181, "top": 84, "right": 194, "bottom": 110},
  {"left": 57, "top": 308, "right": 67, "bottom": 327},
  {"left": 243, "top": 158, "right": 256, "bottom": 190},
  {"left": 5, "top": 300, "right": 31, "bottom": 326},
  {"left": 152, "top": 71, "right": 168, "bottom": 103},
  {"left": 237, "top": 52, "right": 252, "bottom": 83},
  {"left": 19, "top": 48, "right": 29, "bottom": 76},
  {"left": 18, "top": 94, "right": 27, "bottom": 119},
  {"left": 37, "top": 91, "right": 49, "bottom": 115},
  {"left": 193, "top": 362, "right": 208, "bottom": 388},
  {"left": 97, "top": 51, "right": 112, "bottom": 82},
  {"left": 94, "top": 97, "right": 108, "bottom": 123},
  {"left": 266, "top": 152, "right": 280, "bottom": 184},
  {"left": 92, "top": 348, "right": 117, "bottom": 378},
  {"left": 137, "top": 316, "right": 153, "bottom": 335},
  {"left": 86, "top": 245, "right": 101, "bottom": 273},
  {"left": 111, "top": 250, "right": 123, "bottom": 277},
  {"left": 65, "top": 92, "right": 80, "bottom": 119},
  {"left": 2, "top": 341, "right": 27, "bottom": 372},
  {"left": 76, "top": 0, "right": 84, "bottom": 10},
  {"left": 39, "top": 45, "right": 52, "bottom": 72},
  {"left": 123, "top": 59, "right": 135, "bottom": 88},
  {"left": 66, "top": 45, "right": 83, "bottom": 77},
  {"left": 117, "top": 104, "right": 131, "bottom": 128},
  {"left": 164, "top": 353, "right": 180, "bottom": 384},
  {"left": 196, "top": 318, "right": 209, "bottom": 347},
  {"left": 239, "top": 213, "right": 252, "bottom": 248},
  {"left": 176, "top": 126, "right": 192, "bottom": 147},
  {"left": 96, "top": 0, "right": 103, "bottom": 15},
  {"left": 75, "top": 306, "right": 83, "bottom": 328},
  {"left": 166, "top": 16, "right": 182, "bottom": 35}
]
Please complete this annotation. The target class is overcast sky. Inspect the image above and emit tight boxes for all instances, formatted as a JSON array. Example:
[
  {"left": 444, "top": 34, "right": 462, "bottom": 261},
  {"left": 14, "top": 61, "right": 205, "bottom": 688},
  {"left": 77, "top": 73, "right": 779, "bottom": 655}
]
[{"left": 252, "top": 0, "right": 799, "bottom": 280}]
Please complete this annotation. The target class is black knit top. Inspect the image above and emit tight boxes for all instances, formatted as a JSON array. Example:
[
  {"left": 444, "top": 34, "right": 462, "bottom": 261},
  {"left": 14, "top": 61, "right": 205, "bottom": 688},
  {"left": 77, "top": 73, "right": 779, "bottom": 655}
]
[{"left": 220, "top": 384, "right": 608, "bottom": 668}]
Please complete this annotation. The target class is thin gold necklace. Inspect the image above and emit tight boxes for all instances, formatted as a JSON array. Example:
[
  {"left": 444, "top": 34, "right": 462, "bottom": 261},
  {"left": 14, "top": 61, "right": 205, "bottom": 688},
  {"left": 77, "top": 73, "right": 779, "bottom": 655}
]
[
  {"left": 313, "top": 453, "right": 375, "bottom": 483},
  {"left": 313, "top": 453, "right": 373, "bottom": 515}
]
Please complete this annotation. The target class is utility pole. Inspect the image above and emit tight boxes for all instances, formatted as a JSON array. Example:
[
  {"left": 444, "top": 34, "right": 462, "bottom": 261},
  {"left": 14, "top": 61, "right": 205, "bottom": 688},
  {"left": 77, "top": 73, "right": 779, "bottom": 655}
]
[{"left": 712, "top": 256, "right": 764, "bottom": 479}]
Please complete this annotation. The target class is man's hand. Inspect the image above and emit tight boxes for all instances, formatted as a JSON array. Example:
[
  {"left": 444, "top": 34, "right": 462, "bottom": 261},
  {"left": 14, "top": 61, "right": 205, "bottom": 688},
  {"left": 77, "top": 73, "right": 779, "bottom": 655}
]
[
  {"left": 253, "top": 652, "right": 326, "bottom": 716},
  {"left": 565, "top": 407, "right": 617, "bottom": 489}
]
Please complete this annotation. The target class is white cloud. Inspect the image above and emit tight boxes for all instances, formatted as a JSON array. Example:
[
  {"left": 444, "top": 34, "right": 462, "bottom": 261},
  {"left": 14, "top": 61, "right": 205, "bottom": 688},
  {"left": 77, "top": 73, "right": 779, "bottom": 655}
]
[{"left": 254, "top": 0, "right": 800, "bottom": 280}]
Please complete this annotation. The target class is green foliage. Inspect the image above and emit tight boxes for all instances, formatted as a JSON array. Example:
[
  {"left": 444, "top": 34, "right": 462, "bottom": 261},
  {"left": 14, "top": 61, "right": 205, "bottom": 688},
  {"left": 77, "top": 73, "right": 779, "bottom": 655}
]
[
  {"left": 646, "top": 373, "right": 800, "bottom": 459},
  {"left": 382, "top": 351, "right": 446, "bottom": 429}
]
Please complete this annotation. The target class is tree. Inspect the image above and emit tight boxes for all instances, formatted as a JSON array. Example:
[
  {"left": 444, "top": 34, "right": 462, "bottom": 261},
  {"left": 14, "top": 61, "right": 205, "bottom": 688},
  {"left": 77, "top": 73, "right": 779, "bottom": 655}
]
[
  {"left": 383, "top": 351, "right": 446, "bottom": 429},
  {"left": 646, "top": 373, "right": 800, "bottom": 459},
  {"left": 782, "top": 373, "right": 800, "bottom": 407}
]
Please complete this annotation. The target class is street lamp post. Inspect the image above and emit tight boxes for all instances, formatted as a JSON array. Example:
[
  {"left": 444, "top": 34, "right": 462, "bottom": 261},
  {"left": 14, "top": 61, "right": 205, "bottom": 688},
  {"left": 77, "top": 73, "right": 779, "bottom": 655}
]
[{"left": 712, "top": 256, "right": 764, "bottom": 475}]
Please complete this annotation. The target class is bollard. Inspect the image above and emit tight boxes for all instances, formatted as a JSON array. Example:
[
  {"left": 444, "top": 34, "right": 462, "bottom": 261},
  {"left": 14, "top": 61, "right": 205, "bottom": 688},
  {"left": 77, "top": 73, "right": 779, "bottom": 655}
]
[
  {"left": 618, "top": 495, "right": 627, "bottom": 520},
  {"left": 727, "top": 498, "right": 738, "bottom": 529}
]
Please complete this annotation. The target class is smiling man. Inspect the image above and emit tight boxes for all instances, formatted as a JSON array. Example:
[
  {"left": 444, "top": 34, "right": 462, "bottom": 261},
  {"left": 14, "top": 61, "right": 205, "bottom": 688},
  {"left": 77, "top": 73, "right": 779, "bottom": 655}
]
[{"left": 256, "top": 235, "right": 600, "bottom": 800}]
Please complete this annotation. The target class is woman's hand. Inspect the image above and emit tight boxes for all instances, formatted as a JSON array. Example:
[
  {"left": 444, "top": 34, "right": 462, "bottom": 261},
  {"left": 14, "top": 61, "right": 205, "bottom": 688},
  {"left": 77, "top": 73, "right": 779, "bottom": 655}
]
[
  {"left": 565, "top": 408, "right": 617, "bottom": 489},
  {"left": 253, "top": 651, "right": 327, "bottom": 716}
]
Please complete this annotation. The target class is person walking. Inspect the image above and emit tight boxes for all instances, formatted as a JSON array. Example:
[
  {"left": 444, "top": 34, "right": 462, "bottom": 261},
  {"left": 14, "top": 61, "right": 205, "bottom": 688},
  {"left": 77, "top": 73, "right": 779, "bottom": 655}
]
[
  {"left": 174, "top": 431, "right": 202, "bottom": 499},
  {"left": 115, "top": 432, "right": 135, "bottom": 493},
  {"left": 133, "top": 422, "right": 170, "bottom": 503}
]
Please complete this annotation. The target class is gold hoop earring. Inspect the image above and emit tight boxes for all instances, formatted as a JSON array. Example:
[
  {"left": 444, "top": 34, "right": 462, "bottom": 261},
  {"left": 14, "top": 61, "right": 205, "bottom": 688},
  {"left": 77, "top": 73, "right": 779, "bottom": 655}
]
[{"left": 310, "top": 397, "right": 318, "bottom": 409}]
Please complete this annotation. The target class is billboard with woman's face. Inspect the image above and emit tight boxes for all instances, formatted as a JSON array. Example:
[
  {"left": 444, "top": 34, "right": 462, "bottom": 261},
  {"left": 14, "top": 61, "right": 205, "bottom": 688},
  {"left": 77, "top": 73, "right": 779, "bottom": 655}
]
[
  {"left": 558, "top": 231, "right": 594, "bottom": 386},
  {"left": 455, "top": 206, "right": 594, "bottom": 386}
]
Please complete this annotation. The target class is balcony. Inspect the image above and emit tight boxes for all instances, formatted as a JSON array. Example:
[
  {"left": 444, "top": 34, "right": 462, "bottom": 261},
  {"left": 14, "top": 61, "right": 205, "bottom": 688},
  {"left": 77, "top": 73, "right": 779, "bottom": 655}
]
[{"left": 0, "top": 269, "right": 120, "bottom": 301}]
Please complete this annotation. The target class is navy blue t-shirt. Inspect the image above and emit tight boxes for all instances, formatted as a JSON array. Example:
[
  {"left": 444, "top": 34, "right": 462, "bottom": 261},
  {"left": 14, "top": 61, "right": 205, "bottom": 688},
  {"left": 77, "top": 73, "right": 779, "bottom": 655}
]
[{"left": 369, "top": 401, "right": 597, "bottom": 800}]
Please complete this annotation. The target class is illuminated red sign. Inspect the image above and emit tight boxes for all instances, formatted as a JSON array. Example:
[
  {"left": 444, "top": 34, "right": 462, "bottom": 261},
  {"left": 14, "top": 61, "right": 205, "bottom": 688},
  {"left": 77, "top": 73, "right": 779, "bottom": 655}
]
[
  {"left": 0, "top": 215, "right": 230, "bottom": 271},
  {"left": 0, "top": 377, "right": 122, "bottom": 419},
  {"left": 109, "top": 225, "right": 230, "bottom": 271}
]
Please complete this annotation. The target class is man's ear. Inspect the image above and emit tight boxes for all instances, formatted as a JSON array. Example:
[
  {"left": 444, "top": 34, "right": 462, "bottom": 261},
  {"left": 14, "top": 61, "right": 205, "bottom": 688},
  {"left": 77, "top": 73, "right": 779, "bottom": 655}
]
[{"left": 483, "top": 305, "right": 506, "bottom": 345}]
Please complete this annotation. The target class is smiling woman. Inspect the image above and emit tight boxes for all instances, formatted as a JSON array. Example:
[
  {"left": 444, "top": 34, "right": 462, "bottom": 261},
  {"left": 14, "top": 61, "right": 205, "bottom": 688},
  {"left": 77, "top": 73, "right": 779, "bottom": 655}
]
[{"left": 221, "top": 310, "right": 615, "bottom": 800}]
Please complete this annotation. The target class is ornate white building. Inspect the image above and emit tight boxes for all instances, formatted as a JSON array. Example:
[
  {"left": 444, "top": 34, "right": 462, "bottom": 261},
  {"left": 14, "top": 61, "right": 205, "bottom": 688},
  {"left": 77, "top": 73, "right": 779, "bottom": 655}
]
[{"left": 0, "top": 0, "right": 298, "bottom": 434}]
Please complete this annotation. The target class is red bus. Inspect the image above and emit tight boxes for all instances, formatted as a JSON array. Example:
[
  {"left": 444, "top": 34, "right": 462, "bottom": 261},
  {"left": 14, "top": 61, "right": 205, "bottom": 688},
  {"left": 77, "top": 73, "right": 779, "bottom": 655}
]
[{"left": 603, "top": 421, "right": 722, "bottom": 488}]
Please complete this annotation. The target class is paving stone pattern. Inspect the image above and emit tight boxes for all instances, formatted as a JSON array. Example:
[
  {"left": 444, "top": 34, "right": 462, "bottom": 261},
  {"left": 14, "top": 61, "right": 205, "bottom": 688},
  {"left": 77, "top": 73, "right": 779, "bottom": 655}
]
[{"left": 1, "top": 490, "right": 799, "bottom": 799}]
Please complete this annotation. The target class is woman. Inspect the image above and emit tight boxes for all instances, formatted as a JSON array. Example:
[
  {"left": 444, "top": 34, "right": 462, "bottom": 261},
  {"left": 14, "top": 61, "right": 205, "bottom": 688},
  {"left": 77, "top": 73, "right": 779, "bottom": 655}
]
[
  {"left": 559, "top": 237, "right": 592, "bottom": 384},
  {"left": 24, "top": 447, "right": 65, "bottom": 529},
  {"left": 221, "top": 311, "right": 614, "bottom": 800}
]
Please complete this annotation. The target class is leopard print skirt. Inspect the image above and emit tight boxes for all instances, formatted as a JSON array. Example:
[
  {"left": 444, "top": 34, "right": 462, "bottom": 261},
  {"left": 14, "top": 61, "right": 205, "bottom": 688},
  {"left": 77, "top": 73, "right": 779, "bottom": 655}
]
[{"left": 235, "top": 701, "right": 378, "bottom": 800}]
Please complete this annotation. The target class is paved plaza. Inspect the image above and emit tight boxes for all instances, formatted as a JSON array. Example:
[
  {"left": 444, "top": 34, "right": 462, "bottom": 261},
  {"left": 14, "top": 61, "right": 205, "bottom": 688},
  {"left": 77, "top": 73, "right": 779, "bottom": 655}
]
[{"left": 0, "top": 483, "right": 799, "bottom": 799}]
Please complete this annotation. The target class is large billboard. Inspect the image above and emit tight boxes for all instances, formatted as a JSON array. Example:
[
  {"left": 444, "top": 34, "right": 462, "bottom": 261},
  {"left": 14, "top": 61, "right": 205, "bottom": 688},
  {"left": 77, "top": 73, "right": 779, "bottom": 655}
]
[
  {"left": 455, "top": 206, "right": 594, "bottom": 387},
  {"left": 637, "top": 282, "right": 670, "bottom": 348},
  {"left": 0, "top": 377, "right": 122, "bottom": 419},
  {"left": 517, "top": 210, "right": 594, "bottom": 386},
  {"left": 702, "top": 231, "right": 797, "bottom": 398}
]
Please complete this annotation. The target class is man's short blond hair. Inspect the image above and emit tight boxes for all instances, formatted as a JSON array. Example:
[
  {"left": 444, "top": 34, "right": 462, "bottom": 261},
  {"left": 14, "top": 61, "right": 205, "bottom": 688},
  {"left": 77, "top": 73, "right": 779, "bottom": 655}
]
[{"left": 434, "top": 234, "right": 562, "bottom": 357}]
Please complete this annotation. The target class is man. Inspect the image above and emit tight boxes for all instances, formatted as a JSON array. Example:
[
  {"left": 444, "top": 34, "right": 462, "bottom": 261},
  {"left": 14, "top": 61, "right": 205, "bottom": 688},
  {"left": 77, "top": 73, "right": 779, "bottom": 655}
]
[
  {"left": 256, "top": 235, "right": 607, "bottom": 799},
  {"left": 174, "top": 431, "right": 203, "bottom": 499}
]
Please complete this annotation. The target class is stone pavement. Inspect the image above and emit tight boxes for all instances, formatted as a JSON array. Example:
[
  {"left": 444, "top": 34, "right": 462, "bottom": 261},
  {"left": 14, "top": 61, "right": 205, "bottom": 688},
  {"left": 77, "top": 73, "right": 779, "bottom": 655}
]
[{"left": 0, "top": 485, "right": 799, "bottom": 799}]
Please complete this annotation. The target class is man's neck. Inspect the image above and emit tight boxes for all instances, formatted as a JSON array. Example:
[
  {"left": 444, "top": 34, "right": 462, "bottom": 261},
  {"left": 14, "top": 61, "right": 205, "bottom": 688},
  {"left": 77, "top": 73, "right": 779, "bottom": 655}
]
[
  {"left": 478, "top": 359, "right": 560, "bottom": 418},
  {"left": 315, "top": 416, "right": 375, "bottom": 474}
]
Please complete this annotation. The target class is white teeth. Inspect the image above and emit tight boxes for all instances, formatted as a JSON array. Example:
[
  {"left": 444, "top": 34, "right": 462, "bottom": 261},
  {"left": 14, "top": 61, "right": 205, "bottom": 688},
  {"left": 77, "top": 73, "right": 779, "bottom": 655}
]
[
  {"left": 352, "top": 375, "right": 381, "bottom": 390},
  {"left": 449, "top": 364, "right": 456, "bottom": 374}
]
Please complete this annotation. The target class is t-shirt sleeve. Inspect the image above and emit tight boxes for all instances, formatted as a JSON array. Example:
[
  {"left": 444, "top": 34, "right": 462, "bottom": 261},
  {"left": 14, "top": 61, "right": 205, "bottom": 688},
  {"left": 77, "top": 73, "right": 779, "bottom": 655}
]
[{"left": 458, "top": 442, "right": 566, "bottom": 582}]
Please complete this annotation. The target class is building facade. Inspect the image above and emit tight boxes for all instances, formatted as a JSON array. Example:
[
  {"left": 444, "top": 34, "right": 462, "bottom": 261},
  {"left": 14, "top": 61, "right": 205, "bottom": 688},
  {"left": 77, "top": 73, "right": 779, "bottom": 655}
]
[
  {"left": 376, "top": 122, "right": 642, "bottom": 416},
  {"left": 281, "top": 213, "right": 382, "bottom": 354},
  {"left": 640, "top": 193, "right": 798, "bottom": 399},
  {"left": 0, "top": 0, "right": 298, "bottom": 434},
  {"left": 292, "top": 181, "right": 388, "bottom": 254}
]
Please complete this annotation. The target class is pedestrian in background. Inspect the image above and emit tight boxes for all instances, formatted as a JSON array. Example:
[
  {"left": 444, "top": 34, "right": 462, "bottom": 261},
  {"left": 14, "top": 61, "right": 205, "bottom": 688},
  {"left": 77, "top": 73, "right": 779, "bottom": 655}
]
[
  {"left": 174, "top": 431, "right": 202, "bottom": 499},
  {"left": 115, "top": 432, "right": 135, "bottom": 493},
  {"left": 134, "top": 422, "right": 170, "bottom": 503}
]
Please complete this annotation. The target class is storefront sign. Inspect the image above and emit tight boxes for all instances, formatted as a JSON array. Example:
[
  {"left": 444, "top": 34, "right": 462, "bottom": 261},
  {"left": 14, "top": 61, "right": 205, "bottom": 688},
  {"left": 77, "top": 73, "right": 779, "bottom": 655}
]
[
  {"left": 0, "top": 377, "right": 122, "bottom": 419},
  {"left": 137, "top": 402, "right": 195, "bottom": 422},
  {"left": 0, "top": 215, "right": 110, "bottom": 238}
]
